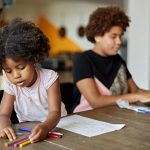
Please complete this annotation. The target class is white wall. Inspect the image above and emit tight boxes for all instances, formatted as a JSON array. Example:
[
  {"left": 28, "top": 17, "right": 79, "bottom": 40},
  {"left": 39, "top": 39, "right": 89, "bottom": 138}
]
[
  {"left": 5, "top": 0, "right": 124, "bottom": 50},
  {"left": 127, "top": 0, "right": 150, "bottom": 89}
]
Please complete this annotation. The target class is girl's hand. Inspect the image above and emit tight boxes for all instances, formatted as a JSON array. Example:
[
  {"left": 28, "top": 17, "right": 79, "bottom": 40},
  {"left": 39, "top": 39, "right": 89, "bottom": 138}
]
[
  {"left": 29, "top": 123, "right": 49, "bottom": 143},
  {"left": 0, "top": 126, "right": 16, "bottom": 141}
]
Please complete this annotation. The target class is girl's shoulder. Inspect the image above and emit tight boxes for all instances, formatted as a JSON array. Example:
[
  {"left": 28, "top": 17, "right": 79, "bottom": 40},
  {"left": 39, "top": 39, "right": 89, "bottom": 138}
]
[
  {"left": 37, "top": 68, "right": 58, "bottom": 89},
  {"left": 37, "top": 68, "right": 58, "bottom": 80},
  {"left": 37, "top": 68, "right": 57, "bottom": 75}
]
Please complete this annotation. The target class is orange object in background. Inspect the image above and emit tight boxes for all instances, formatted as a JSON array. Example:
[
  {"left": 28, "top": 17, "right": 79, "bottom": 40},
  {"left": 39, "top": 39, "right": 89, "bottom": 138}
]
[{"left": 38, "top": 16, "right": 82, "bottom": 56}]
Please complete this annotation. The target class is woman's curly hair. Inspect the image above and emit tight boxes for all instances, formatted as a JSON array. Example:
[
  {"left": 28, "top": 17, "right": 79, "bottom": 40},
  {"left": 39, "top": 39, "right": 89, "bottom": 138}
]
[
  {"left": 85, "top": 6, "right": 130, "bottom": 43},
  {"left": 0, "top": 18, "right": 50, "bottom": 72}
]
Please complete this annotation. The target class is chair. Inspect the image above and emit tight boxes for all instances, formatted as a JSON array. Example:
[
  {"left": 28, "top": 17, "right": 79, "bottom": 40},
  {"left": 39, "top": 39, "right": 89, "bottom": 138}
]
[
  {"left": 60, "top": 82, "right": 74, "bottom": 114},
  {"left": 0, "top": 90, "right": 19, "bottom": 124}
]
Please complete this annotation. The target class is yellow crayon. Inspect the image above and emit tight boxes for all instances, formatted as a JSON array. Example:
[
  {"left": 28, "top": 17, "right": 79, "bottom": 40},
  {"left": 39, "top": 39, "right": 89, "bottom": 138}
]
[{"left": 19, "top": 139, "right": 31, "bottom": 147}]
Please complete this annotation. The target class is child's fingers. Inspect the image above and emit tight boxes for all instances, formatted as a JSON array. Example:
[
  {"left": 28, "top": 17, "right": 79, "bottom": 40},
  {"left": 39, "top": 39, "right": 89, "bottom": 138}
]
[
  {"left": 28, "top": 127, "right": 38, "bottom": 139},
  {"left": 3, "top": 128, "right": 16, "bottom": 141},
  {"left": 3, "top": 128, "right": 13, "bottom": 141},
  {"left": 29, "top": 132, "right": 40, "bottom": 143},
  {"left": 29, "top": 125, "right": 48, "bottom": 143},
  {"left": 0, "top": 130, "right": 7, "bottom": 138},
  {"left": 7, "top": 128, "right": 16, "bottom": 140}
]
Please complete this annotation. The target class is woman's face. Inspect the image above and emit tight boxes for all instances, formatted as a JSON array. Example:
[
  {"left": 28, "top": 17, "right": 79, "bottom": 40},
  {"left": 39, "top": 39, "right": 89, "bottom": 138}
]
[
  {"left": 2, "top": 58, "right": 37, "bottom": 87},
  {"left": 94, "top": 26, "right": 123, "bottom": 57}
]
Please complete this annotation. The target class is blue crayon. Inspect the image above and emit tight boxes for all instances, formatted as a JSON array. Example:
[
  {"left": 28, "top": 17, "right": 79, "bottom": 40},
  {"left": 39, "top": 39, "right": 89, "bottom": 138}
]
[
  {"left": 18, "top": 127, "right": 32, "bottom": 132},
  {"left": 16, "top": 132, "right": 24, "bottom": 136}
]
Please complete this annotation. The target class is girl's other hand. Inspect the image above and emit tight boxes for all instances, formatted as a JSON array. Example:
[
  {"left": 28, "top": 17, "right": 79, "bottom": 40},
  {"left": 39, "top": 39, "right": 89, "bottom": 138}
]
[
  {"left": 0, "top": 126, "right": 16, "bottom": 141},
  {"left": 29, "top": 123, "right": 49, "bottom": 143}
]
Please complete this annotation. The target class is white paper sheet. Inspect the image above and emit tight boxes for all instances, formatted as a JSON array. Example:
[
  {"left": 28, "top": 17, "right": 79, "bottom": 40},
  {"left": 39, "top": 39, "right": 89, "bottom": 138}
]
[{"left": 57, "top": 115, "right": 125, "bottom": 137}]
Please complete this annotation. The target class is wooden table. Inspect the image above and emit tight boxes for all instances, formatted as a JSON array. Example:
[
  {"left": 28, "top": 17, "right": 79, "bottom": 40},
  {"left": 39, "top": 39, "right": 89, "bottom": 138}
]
[{"left": 0, "top": 106, "right": 150, "bottom": 150}]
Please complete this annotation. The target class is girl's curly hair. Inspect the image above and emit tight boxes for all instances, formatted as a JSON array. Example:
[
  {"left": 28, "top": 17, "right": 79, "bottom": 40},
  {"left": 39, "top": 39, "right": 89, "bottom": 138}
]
[
  {"left": 0, "top": 18, "right": 50, "bottom": 72},
  {"left": 85, "top": 6, "right": 130, "bottom": 43}
]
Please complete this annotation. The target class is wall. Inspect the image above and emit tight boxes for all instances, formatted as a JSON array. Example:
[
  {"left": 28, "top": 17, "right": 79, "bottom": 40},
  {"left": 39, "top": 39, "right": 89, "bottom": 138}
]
[
  {"left": 5, "top": 0, "right": 125, "bottom": 52},
  {"left": 127, "top": 0, "right": 150, "bottom": 89}
]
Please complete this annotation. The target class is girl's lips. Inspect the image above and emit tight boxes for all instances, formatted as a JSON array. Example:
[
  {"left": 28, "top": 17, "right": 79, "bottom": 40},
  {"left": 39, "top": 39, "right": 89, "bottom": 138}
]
[{"left": 16, "top": 81, "right": 24, "bottom": 86}]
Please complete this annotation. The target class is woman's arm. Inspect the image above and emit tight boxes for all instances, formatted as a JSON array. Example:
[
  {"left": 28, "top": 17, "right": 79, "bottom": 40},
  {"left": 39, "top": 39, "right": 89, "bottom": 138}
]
[
  {"left": 76, "top": 77, "right": 150, "bottom": 109},
  {"left": 29, "top": 78, "right": 61, "bottom": 143},
  {"left": 0, "top": 91, "right": 16, "bottom": 140},
  {"left": 128, "top": 78, "right": 150, "bottom": 102}
]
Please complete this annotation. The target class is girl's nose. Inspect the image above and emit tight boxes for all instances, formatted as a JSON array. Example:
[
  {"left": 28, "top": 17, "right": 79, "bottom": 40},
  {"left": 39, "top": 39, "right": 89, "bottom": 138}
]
[{"left": 13, "top": 70, "right": 21, "bottom": 78}]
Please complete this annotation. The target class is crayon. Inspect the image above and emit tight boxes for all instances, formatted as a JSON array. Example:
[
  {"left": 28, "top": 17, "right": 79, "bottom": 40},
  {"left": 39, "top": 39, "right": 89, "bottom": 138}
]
[
  {"left": 18, "top": 127, "right": 32, "bottom": 132},
  {"left": 19, "top": 139, "right": 31, "bottom": 147},
  {"left": 47, "top": 132, "right": 63, "bottom": 138},
  {"left": 49, "top": 132, "right": 63, "bottom": 136},
  {"left": 13, "top": 137, "right": 29, "bottom": 148},
  {"left": 16, "top": 132, "right": 24, "bottom": 136},
  {"left": 4, "top": 135, "right": 27, "bottom": 147},
  {"left": 48, "top": 134, "right": 62, "bottom": 138}
]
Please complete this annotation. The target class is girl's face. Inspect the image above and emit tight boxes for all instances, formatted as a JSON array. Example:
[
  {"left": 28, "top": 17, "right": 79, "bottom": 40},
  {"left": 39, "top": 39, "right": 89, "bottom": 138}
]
[
  {"left": 94, "top": 26, "right": 123, "bottom": 57},
  {"left": 2, "top": 58, "right": 37, "bottom": 87}
]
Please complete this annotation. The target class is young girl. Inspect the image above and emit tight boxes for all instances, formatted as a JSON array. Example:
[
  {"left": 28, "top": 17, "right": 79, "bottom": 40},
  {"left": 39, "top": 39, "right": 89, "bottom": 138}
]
[
  {"left": 0, "top": 18, "right": 61, "bottom": 143},
  {"left": 72, "top": 6, "right": 150, "bottom": 113}
]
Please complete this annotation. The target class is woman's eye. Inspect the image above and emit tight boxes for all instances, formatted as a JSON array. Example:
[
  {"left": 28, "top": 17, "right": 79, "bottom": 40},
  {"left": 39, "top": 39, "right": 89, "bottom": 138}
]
[{"left": 110, "top": 35, "right": 116, "bottom": 39}]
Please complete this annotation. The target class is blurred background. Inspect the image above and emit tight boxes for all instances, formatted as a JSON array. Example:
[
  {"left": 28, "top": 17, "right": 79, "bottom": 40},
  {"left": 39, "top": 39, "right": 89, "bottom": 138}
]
[{"left": 0, "top": 0, "right": 150, "bottom": 89}]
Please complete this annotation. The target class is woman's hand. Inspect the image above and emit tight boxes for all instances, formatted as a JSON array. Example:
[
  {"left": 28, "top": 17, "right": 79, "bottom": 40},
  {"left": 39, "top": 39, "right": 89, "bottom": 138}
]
[
  {"left": 0, "top": 126, "right": 16, "bottom": 141},
  {"left": 138, "top": 91, "right": 150, "bottom": 103},
  {"left": 29, "top": 123, "right": 49, "bottom": 143},
  {"left": 139, "top": 98, "right": 150, "bottom": 103}
]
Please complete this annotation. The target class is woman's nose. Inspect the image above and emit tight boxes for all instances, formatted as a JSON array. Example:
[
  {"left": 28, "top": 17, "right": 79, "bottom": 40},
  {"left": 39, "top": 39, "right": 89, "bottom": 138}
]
[{"left": 116, "top": 37, "right": 122, "bottom": 45}]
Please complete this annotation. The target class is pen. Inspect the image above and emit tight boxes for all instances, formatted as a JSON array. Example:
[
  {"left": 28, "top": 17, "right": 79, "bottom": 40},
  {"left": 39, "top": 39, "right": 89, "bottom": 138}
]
[{"left": 138, "top": 109, "right": 150, "bottom": 114}]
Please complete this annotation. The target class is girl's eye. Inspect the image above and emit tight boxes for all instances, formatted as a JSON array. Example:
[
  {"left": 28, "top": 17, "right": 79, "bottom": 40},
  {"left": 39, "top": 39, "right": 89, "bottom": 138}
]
[
  {"left": 18, "top": 65, "right": 25, "bottom": 70},
  {"left": 4, "top": 69, "right": 12, "bottom": 73}
]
